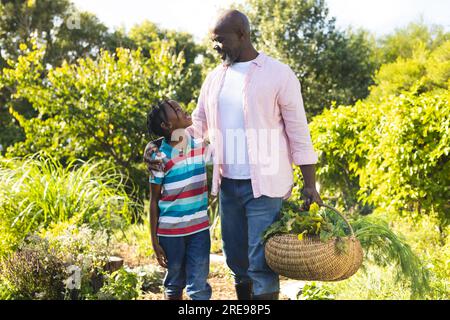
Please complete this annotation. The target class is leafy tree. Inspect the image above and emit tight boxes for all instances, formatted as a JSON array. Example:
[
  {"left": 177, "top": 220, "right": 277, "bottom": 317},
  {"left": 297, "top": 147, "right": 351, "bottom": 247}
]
[
  {"left": 369, "top": 40, "right": 450, "bottom": 101},
  {"left": 237, "top": 0, "right": 379, "bottom": 117},
  {"left": 425, "top": 41, "right": 450, "bottom": 89},
  {"left": 0, "top": 9, "right": 205, "bottom": 154},
  {"left": 378, "top": 21, "right": 450, "bottom": 64},
  {"left": 0, "top": 0, "right": 130, "bottom": 153},
  {"left": 304, "top": 102, "right": 372, "bottom": 213},
  {"left": 1, "top": 40, "right": 196, "bottom": 194},
  {"left": 0, "top": 0, "right": 125, "bottom": 67},
  {"left": 128, "top": 20, "right": 204, "bottom": 105}
]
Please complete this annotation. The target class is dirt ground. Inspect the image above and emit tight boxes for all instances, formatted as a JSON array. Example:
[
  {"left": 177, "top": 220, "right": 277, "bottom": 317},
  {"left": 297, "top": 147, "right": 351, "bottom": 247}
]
[
  {"left": 139, "top": 261, "right": 290, "bottom": 300},
  {"left": 140, "top": 261, "right": 238, "bottom": 300},
  {"left": 114, "top": 243, "right": 289, "bottom": 300}
]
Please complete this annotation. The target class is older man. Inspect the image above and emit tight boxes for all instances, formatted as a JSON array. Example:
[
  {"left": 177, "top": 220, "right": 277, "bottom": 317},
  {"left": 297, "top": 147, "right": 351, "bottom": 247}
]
[{"left": 145, "top": 9, "right": 322, "bottom": 300}]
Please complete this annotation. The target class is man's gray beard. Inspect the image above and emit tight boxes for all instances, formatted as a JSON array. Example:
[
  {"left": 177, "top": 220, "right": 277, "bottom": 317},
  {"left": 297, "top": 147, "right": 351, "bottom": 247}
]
[{"left": 224, "top": 54, "right": 236, "bottom": 66}]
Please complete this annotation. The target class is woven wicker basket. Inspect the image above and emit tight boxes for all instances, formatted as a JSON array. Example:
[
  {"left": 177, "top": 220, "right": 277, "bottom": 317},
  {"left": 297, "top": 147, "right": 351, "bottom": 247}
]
[{"left": 264, "top": 203, "right": 363, "bottom": 281}]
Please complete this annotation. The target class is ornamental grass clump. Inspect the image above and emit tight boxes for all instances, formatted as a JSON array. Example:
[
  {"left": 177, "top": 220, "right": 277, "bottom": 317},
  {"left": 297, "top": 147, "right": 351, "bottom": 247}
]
[{"left": 0, "top": 153, "right": 138, "bottom": 256}]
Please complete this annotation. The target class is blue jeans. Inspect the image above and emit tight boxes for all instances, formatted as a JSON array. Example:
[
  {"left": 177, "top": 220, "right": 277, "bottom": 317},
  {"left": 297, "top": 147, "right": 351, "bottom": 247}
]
[
  {"left": 219, "top": 178, "right": 282, "bottom": 296},
  {"left": 158, "top": 230, "right": 212, "bottom": 300}
]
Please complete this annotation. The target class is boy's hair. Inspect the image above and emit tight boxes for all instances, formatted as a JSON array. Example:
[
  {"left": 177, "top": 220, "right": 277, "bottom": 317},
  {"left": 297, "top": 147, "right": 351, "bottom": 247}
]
[{"left": 146, "top": 100, "right": 177, "bottom": 138}]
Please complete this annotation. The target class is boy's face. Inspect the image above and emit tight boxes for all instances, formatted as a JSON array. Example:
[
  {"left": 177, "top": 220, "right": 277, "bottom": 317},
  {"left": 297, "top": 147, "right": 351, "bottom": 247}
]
[{"left": 163, "top": 100, "right": 192, "bottom": 131}]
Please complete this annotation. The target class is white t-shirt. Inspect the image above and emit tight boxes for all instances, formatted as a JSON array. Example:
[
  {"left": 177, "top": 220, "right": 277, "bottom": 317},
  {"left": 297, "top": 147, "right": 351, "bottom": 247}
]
[{"left": 218, "top": 60, "right": 254, "bottom": 179}]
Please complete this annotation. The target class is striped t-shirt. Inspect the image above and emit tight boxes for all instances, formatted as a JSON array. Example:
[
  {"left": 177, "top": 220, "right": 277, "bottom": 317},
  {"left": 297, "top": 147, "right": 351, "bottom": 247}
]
[{"left": 150, "top": 136, "right": 209, "bottom": 237}]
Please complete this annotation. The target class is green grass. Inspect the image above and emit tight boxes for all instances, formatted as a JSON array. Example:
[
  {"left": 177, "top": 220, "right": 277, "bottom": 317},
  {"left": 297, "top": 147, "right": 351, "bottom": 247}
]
[
  {"left": 324, "top": 212, "right": 449, "bottom": 300},
  {"left": 112, "top": 220, "right": 154, "bottom": 262},
  {"left": 351, "top": 215, "right": 430, "bottom": 298}
]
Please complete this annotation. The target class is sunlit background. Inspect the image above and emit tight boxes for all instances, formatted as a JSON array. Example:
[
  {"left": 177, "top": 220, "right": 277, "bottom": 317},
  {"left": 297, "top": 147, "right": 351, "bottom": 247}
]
[
  {"left": 72, "top": 0, "right": 450, "bottom": 41},
  {"left": 0, "top": 0, "right": 448, "bottom": 301}
]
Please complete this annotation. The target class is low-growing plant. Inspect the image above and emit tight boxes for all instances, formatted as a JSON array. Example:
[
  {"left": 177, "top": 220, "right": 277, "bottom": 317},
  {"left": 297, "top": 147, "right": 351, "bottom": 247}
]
[
  {"left": 323, "top": 263, "right": 414, "bottom": 300},
  {"left": 97, "top": 268, "right": 141, "bottom": 300},
  {"left": 0, "top": 222, "right": 118, "bottom": 300},
  {"left": 41, "top": 222, "right": 111, "bottom": 272},
  {"left": 0, "top": 280, "right": 10, "bottom": 300},
  {"left": 129, "top": 265, "right": 165, "bottom": 293},
  {"left": 297, "top": 282, "right": 335, "bottom": 300},
  {"left": 0, "top": 236, "right": 67, "bottom": 300}
]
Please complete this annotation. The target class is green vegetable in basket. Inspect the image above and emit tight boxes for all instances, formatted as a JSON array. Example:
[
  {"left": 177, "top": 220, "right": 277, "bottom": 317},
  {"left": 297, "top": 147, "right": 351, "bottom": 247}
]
[{"left": 262, "top": 205, "right": 339, "bottom": 243}]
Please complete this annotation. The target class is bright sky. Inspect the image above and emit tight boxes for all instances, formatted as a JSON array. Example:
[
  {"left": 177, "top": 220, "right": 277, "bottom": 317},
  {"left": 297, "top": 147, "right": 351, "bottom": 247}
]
[{"left": 72, "top": 0, "right": 450, "bottom": 42}]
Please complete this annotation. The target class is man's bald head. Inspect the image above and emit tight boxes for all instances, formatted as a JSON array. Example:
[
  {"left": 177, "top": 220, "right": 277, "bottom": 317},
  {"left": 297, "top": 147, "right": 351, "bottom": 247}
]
[
  {"left": 213, "top": 9, "right": 251, "bottom": 36},
  {"left": 210, "top": 9, "right": 256, "bottom": 66}
]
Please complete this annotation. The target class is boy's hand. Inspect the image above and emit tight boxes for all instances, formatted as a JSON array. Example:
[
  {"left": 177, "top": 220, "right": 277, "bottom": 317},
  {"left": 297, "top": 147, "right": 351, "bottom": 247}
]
[{"left": 153, "top": 243, "right": 168, "bottom": 268}]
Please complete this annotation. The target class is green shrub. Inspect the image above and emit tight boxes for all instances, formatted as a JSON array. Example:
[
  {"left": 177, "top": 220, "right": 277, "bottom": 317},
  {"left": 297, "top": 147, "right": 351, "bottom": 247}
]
[
  {"left": 309, "top": 85, "right": 449, "bottom": 228},
  {"left": 308, "top": 41, "right": 449, "bottom": 228},
  {"left": 357, "top": 90, "right": 449, "bottom": 228},
  {"left": 40, "top": 222, "right": 112, "bottom": 299}
]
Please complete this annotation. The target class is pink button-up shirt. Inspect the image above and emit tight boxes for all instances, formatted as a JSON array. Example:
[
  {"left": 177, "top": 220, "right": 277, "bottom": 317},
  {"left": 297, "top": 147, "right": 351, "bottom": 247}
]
[{"left": 186, "top": 52, "right": 318, "bottom": 199}]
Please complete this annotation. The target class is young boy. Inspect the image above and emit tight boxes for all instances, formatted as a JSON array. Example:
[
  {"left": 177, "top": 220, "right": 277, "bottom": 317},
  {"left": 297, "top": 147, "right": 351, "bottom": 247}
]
[{"left": 147, "top": 99, "right": 212, "bottom": 300}]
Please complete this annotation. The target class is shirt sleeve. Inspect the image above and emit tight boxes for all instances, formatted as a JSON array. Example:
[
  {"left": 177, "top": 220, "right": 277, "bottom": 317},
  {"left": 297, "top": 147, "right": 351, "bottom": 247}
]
[
  {"left": 149, "top": 171, "right": 164, "bottom": 185},
  {"left": 277, "top": 66, "right": 318, "bottom": 166},
  {"left": 186, "top": 74, "right": 210, "bottom": 140},
  {"left": 203, "top": 141, "right": 214, "bottom": 166},
  {"left": 149, "top": 153, "right": 165, "bottom": 185}
]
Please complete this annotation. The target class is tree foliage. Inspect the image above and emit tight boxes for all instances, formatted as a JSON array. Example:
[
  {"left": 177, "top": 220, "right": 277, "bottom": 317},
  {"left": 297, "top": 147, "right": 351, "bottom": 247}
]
[
  {"left": 238, "top": 0, "right": 379, "bottom": 117},
  {"left": 1, "top": 40, "right": 195, "bottom": 192},
  {"left": 0, "top": 0, "right": 130, "bottom": 152},
  {"left": 377, "top": 21, "right": 450, "bottom": 64},
  {"left": 127, "top": 20, "right": 204, "bottom": 105},
  {"left": 308, "top": 41, "right": 450, "bottom": 228}
]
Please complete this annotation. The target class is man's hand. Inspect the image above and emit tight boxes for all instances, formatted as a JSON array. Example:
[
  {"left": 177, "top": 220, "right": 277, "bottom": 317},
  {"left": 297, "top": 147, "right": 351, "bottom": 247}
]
[
  {"left": 153, "top": 243, "right": 168, "bottom": 268},
  {"left": 143, "top": 138, "right": 164, "bottom": 174},
  {"left": 298, "top": 164, "right": 323, "bottom": 211},
  {"left": 301, "top": 186, "right": 323, "bottom": 211}
]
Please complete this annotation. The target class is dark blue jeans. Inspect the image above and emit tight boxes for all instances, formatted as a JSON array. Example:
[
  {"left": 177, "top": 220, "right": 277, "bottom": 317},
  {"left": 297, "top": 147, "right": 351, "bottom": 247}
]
[
  {"left": 219, "top": 178, "right": 282, "bottom": 296},
  {"left": 158, "top": 230, "right": 212, "bottom": 300}
]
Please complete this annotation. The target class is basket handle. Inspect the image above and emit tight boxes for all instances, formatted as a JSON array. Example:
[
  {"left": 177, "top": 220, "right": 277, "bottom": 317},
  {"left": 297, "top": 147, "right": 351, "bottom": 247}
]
[{"left": 318, "top": 203, "right": 355, "bottom": 237}]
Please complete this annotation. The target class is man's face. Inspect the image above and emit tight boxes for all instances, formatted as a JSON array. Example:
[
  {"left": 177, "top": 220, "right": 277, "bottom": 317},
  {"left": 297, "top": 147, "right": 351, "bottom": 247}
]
[{"left": 211, "top": 28, "right": 242, "bottom": 66}]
